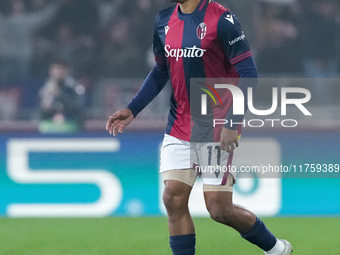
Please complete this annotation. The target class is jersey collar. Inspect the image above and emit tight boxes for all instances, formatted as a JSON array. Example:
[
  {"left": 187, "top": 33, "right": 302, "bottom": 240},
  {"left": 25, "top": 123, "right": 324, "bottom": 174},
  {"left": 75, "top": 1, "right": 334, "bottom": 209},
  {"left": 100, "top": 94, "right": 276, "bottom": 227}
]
[{"left": 176, "top": 0, "right": 208, "bottom": 20}]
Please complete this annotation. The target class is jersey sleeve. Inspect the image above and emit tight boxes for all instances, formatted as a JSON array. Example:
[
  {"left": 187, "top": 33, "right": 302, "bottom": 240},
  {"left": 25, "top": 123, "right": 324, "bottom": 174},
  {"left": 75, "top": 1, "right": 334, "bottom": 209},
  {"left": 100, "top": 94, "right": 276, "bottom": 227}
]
[
  {"left": 127, "top": 15, "right": 169, "bottom": 117},
  {"left": 224, "top": 57, "right": 259, "bottom": 130},
  {"left": 217, "top": 11, "right": 252, "bottom": 65},
  {"left": 153, "top": 14, "right": 168, "bottom": 70}
]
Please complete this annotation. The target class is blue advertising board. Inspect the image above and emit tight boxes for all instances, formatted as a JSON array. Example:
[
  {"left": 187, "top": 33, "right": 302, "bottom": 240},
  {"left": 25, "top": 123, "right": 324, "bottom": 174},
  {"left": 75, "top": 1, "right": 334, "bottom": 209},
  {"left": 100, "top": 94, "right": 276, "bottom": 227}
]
[{"left": 0, "top": 131, "right": 339, "bottom": 217}]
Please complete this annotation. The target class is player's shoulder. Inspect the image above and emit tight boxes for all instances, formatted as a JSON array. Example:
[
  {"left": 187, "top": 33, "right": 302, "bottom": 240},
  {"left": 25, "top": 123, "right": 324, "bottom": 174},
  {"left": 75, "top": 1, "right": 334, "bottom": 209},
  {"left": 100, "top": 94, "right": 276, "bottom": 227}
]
[
  {"left": 214, "top": 8, "right": 241, "bottom": 31},
  {"left": 205, "top": 1, "right": 229, "bottom": 19},
  {"left": 206, "top": 2, "right": 239, "bottom": 26},
  {"left": 156, "top": 5, "right": 177, "bottom": 24},
  {"left": 158, "top": 5, "right": 177, "bottom": 16},
  {"left": 208, "top": 1, "right": 229, "bottom": 15}
]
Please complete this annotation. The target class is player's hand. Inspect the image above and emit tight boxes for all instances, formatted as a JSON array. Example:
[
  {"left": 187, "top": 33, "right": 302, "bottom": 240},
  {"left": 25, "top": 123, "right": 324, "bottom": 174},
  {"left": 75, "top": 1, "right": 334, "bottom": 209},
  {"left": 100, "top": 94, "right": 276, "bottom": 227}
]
[
  {"left": 106, "top": 108, "right": 134, "bottom": 136},
  {"left": 220, "top": 127, "right": 239, "bottom": 153}
]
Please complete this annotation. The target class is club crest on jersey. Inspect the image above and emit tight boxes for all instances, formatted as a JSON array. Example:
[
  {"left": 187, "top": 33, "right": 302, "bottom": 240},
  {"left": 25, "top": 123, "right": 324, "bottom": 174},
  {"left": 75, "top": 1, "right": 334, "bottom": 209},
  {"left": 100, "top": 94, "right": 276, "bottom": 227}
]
[{"left": 196, "top": 22, "right": 207, "bottom": 40}]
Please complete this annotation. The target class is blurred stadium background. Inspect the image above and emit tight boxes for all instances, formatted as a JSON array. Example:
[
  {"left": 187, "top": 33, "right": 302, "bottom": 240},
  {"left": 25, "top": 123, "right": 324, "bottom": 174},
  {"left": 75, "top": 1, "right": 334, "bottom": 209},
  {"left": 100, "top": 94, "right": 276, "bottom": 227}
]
[{"left": 0, "top": 0, "right": 340, "bottom": 254}]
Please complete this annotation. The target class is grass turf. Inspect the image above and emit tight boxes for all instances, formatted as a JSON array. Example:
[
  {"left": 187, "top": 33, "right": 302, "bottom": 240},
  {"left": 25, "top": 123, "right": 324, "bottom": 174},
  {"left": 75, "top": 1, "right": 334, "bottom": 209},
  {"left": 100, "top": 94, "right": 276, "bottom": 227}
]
[{"left": 0, "top": 217, "right": 339, "bottom": 255}]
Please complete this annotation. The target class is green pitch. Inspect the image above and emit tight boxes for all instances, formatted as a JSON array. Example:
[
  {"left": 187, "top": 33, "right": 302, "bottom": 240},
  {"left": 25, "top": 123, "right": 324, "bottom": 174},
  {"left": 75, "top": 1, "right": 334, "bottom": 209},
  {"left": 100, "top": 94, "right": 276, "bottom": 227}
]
[{"left": 0, "top": 217, "right": 339, "bottom": 255}]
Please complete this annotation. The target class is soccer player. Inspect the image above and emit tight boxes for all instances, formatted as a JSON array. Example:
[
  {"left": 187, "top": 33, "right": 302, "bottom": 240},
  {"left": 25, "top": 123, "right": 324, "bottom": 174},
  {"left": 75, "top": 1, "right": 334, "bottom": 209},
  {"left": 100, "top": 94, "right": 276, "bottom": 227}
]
[{"left": 106, "top": 0, "right": 293, "bottom": 254}]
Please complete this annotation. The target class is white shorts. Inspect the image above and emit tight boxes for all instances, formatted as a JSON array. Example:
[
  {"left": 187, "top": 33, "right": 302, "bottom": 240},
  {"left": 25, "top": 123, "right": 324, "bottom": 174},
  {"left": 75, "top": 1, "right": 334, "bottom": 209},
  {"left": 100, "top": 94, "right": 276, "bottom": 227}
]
[{"left": 160, "top": 134, "right": 235, "bottom": 186}]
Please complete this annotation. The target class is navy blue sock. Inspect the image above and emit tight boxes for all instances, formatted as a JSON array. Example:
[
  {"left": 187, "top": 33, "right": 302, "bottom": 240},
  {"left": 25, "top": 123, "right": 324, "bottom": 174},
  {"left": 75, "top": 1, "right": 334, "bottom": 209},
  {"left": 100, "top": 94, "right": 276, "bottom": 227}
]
[
  {"left": 169, "top": 234, "right": 196, "bottom": 255},
  {"left": 241, "top": 217, "right": 277, "bottom": 252}
]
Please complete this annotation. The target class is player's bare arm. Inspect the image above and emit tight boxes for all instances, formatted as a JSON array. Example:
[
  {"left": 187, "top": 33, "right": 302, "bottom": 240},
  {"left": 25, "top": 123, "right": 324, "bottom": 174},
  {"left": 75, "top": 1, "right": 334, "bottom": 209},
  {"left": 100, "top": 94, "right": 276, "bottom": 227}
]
[{"left": 106, "top": 108, "right": 134, "bottom": 136}]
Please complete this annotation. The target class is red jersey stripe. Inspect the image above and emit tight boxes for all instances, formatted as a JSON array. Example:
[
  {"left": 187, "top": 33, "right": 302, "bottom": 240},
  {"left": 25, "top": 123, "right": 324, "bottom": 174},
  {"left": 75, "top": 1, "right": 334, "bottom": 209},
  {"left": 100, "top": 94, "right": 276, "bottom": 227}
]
[{"left": 165, "top": 5, "right": 191, "bottom": 140}]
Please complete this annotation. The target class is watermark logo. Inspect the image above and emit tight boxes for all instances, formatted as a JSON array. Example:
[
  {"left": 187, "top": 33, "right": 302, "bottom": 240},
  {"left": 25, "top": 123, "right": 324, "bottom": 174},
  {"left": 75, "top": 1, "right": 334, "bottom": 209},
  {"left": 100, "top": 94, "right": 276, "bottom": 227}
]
[
  {"left": 198, "top": 82, "right": 312, "bottom": 128},
  {"left": 200, "top": 83, "right": 223, "bottom": 115}
]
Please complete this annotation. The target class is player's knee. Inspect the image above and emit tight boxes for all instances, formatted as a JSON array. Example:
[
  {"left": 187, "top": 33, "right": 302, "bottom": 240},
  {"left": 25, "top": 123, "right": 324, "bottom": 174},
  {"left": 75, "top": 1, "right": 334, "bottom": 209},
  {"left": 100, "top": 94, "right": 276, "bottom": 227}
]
[
  {"left": 208, "top": 205, "right": 234, "bottom": 225},
  {"left": 163, "top": 187, "right": 188, "bottom": 214},
  {"left": 162, "top": 189, "right": 173, "bottom": 209},
  {"left": 162, "top": 188, "right": 186, "bottom": 213}
]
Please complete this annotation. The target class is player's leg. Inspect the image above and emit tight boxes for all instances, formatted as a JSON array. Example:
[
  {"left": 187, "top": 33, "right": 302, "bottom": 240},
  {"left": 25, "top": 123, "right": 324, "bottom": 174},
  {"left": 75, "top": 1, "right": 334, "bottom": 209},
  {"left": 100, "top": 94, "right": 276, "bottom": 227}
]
[
  {"left": 162, "top": 170, "right": 197, "bottom": 255},
  {"left": 160, "top": 134, "right": 198, "bottom": 255},
  {"left": 163, "top": 172, "right": 195, "bottom": 235},
  {"left": 198, "top": 140, "right": 292, "bottom": 255},
  {"left": 203, "top": 177, "right": 292, "bottom": 255},
  {"left": 203, "top": 181, "right": 256, "bottom": 232}
]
